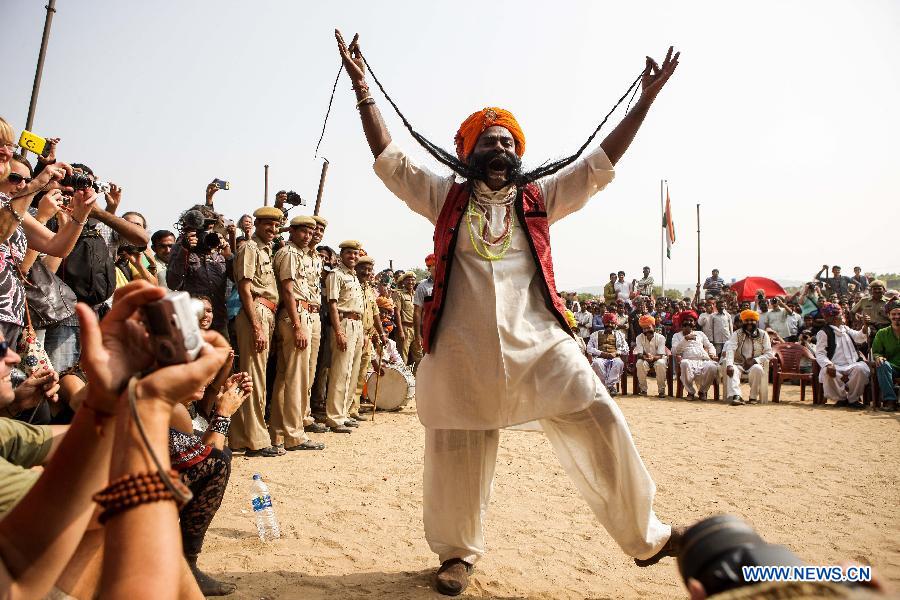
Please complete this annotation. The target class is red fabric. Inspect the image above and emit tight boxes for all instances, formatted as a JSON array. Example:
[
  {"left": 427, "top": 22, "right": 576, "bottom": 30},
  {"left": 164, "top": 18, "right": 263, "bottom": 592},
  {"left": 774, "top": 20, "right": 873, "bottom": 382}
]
[
  {"left": 421, "top": 182, "right": 568, "bottom": 354},
  {"left": 730, "top": 277, "right": 787, "bottom": 302}
]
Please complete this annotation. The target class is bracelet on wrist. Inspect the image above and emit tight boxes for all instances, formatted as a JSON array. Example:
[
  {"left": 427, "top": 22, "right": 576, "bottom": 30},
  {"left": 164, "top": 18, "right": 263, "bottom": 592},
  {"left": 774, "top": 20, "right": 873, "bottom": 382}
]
[
  {"left": 208, "top": 413, "right": 231, "bottom": 436},
  {"left": 93, "top": 470, "right": 191, "bottom": 524},
  {"left": 355, "top": 95, "right": 374, "bottom": 108},
  {"left": 3, "top": 204, "right": 25, "bottom": 224}
]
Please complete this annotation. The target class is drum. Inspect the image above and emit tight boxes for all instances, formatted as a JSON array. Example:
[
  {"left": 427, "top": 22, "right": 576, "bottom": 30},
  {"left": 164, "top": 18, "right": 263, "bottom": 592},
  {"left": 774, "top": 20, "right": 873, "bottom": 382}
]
[{"left": 367, "top": 363, "right": 415, "bottom": 411}]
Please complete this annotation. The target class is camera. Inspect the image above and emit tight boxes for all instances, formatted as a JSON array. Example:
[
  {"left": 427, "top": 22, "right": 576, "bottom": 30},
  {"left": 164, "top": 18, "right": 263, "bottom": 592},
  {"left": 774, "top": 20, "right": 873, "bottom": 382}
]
[
  {"left": 92, "top": 180, "right": 111, "bottom": 194},
  {"left": 179, "top": 209, "right": 223, "bottom": 253},
  {"left": 284, "top": 191, "right": 304, "bottom": 206},
  {"left": 212, "top": 178, "right": 230, "bottom": 190},
  {"left": 60, "top": 172, "right": 93, "bottom": 191},
  {"left": 121, "top": 244, "right": 147, "bottom": 255},
  {"left": 678, "top": 515, "right": 805, "bottom": 597},
  {"left": 144, "top": 291, "right": 205, "bottom": 366}
]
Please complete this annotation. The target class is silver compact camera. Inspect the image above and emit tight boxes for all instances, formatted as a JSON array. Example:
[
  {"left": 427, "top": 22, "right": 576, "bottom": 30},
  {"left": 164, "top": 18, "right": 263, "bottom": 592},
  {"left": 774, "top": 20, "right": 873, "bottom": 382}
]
[
  {"left": 144, "top": 291, "right": 205, "bottom": 366},
  {"left": 93, "top": 180, "right": 111, "bottom": 194}
]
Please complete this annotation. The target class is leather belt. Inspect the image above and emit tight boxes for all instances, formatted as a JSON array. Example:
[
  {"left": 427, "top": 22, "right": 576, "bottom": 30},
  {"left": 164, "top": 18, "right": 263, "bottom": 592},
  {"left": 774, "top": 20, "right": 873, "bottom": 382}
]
[
  {"left": 340, "top": 311, "right": 362, "bottom": 321},
  {"left": 255, "top": 296, "right": 277, "bottom": 313}
]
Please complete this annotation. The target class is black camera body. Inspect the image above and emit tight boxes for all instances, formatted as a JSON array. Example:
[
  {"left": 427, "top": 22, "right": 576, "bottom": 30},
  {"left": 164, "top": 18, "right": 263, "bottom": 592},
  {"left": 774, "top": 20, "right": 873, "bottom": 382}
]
[
  {"left": 284, "top": 191, "right": 304, "bottom": 206},
  {"left": 61, "top": 172, "right": 93, "bottom": 191},
  {"left": 179, "top": 208, "right": 223, "bottom": 253}
]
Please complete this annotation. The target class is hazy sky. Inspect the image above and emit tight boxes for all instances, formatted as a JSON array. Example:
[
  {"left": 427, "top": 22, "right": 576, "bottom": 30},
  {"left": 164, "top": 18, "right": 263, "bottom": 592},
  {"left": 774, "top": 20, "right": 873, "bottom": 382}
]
[{"left": 3, "top": 1, "right": 898, "bottom": 290}]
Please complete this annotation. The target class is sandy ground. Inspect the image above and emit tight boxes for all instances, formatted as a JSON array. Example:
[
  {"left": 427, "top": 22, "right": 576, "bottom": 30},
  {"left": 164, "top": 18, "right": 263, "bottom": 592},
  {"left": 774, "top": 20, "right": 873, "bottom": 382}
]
[{"left": 201, "top": 379, "right": 900, "bottom": 599}]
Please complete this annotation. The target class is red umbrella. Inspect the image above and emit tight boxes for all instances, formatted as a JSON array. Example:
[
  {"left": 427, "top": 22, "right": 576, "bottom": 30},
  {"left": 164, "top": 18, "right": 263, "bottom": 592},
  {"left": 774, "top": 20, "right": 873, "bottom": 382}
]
[{"left": 729, "top": 277, "right": 787, "bottom": 301}]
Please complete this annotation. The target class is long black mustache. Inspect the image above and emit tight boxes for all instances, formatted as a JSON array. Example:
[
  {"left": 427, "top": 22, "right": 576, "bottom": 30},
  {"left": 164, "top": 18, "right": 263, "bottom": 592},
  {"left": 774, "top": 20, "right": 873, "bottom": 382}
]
[{"left": 465, "top": 149, "right": 524, "bottom": 184}]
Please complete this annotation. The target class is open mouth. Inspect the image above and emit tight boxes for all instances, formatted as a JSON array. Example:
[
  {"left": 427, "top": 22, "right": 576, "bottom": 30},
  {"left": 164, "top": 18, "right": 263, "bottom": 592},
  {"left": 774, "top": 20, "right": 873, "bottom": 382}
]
[{"left": 487, "top": 157, "right": 508, "bottom": 175}]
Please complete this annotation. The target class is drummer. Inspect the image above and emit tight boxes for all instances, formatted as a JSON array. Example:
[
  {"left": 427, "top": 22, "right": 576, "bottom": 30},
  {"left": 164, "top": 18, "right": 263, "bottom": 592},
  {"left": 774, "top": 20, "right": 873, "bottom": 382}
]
[{"left": 353, "top": 255, "right": 389, "bottom": 420}]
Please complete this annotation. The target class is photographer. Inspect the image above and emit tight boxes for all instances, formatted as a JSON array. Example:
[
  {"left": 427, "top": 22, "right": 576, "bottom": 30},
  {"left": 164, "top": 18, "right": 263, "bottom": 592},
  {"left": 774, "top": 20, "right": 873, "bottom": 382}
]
[{"left": 166, "top": 208, "right": 232, "bottom": 335}]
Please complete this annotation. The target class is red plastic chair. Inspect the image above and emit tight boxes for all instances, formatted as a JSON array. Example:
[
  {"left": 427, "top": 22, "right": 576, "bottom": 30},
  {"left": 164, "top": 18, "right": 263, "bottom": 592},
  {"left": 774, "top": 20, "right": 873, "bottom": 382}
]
[{"left": 771, "top": 342, "right": 815, "bottom": 403}]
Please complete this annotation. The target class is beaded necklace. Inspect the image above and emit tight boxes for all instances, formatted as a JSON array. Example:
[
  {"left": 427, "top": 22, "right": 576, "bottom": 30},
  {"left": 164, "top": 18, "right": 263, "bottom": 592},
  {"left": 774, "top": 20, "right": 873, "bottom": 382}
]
[{"left": 466, "top": 184, "right": 517, "bottom": 261}]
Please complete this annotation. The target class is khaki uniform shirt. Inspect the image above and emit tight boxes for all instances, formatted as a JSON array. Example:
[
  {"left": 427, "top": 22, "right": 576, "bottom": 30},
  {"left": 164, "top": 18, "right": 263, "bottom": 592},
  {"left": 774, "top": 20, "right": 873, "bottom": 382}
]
[
  {"left": 392, "top": 289, "right": 415, "bottom": 324},
  {"left": 303, "top": 247, "right": 324, "bottom": 306},
  {"left": 851, "top": 297, "right": 890, "bottom": 327},
  {"left": 362, "top": 284, "right": 379, "bottom": 334},
  {"left": 234, "top": 235, "right": 278, "bottom": 303},
  {"left": 273, "top": 241, "right": 313, "bottom": 305},
  {"left": 325, "top": 264, "right": 364, "bottom": 313}
]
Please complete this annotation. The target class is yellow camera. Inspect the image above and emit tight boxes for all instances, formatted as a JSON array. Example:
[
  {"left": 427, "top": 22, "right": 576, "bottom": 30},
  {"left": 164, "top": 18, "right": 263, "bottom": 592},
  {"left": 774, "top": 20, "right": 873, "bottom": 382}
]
[{"left": 18, "top": 130, "right": 51, "bottom": 157}]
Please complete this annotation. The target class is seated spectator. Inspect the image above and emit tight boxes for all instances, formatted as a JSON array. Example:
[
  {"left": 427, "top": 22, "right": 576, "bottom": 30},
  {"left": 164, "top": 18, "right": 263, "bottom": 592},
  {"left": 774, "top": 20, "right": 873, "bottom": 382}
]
[
  {"left": 814, "top": 303, "right": 870, "bottom": 408},
  {"left": 587, "top": 312, "right": 627, "bottom": 395},
  {"left": 671, "top": 310, "right": 718, "bottom": 400},
  {"left": 634, "top": 315, "right": 667, "bottom": 397},
  {"left": 723, "top": 310, "right": 774, "bottom": 405},
  {"left": 872, "top": 301, "right": 900, "bottom": 412}
]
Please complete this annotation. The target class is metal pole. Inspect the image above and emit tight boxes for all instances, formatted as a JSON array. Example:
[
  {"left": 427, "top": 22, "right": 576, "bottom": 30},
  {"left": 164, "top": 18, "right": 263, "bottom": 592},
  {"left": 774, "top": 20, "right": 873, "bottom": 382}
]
[
  {"left": 21, "top": 0, "right": 58, "bottom": 154},
  {"left": 696, "top": 203, "right": 701, "bottom": 304},
  {"left": 313, "top": 158, "right": 329, "bottom": 216},
  {"left": 660, "top": 179, "right": 665, "bottom": 298},
  {"left": 263, "top": 164, "right": 269, "bottom": 205},
  {"left": 370, "top": 339, "right": 384, "bottom": 423}
]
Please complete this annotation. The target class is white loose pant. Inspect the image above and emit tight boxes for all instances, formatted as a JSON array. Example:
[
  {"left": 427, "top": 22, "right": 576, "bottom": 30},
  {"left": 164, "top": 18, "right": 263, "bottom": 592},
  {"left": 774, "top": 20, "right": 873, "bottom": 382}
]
[
  {"left": 637, "top": 359, "right": 668, "bottom": 394},
  {"left": 680, "top": 359, "right": 719, "bottom": 395},
  {"left": 820, "top": 362, "right": 870, "bottom": 403},
  {"left": 591, "top": 357, "right": 624, "bottom": 390},
  {"left": 423, "top": 395, "right": 670, "bottom": 565},
  {"left": 725, "top": 363, "right": 765, "bottom": 400}
]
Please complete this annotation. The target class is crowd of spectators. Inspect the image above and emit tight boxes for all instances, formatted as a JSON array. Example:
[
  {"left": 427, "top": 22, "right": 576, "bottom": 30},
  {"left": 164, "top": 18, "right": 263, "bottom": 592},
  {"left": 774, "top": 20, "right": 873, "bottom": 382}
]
[{"left": 562, "top": 266, "right": 899, "bottom": 410}]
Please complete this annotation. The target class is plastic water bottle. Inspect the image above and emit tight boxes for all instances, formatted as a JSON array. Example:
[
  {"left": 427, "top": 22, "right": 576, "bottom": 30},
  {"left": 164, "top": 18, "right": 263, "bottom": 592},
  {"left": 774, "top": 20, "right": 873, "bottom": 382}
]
[{"left": 250, "top": 474, "right": 281, "bottom": 541}]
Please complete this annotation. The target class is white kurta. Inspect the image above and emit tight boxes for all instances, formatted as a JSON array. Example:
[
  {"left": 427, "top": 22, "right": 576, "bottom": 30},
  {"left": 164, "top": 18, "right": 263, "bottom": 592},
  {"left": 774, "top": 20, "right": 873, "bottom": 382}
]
[{"left": 374, "top": 142, "right": 615, "bottom": 430}]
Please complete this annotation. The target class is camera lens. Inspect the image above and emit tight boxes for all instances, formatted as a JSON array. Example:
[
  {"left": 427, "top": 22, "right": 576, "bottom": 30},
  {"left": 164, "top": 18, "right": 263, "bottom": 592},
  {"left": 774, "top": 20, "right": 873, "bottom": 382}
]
[
  {"left": 203, "top": 232, "right": 221, "bottom": 250},
  {"left": 61, "top": 172, "right": 92, "bottom": 190}
]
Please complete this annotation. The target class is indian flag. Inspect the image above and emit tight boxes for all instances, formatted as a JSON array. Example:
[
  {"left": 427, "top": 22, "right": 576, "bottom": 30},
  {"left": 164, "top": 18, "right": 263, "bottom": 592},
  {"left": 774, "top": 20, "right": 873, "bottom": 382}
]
[{"left": 662, "top": 188, "right": 675, "bottom": 258}]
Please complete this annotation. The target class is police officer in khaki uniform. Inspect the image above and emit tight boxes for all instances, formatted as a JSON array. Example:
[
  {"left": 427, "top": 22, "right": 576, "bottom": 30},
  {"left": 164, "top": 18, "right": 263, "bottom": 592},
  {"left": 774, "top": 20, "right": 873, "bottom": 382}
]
[
  {"left": 269, "top": 215, "right": 326, "bottom": 451},
  {"left": 352, "top": 255, "right": 387, "bottom": 420},
  {"left": 231, "top": 207, "right": 283, "bottom": 457},
  {"left": 392, "top": 271, "right": 417, "bottom": 363},
  {"left": 307, "top": 216, "right": 329, "bottom": 419},
  {"left": 324, "top": 240, "right": 365, "bottom": 433}
]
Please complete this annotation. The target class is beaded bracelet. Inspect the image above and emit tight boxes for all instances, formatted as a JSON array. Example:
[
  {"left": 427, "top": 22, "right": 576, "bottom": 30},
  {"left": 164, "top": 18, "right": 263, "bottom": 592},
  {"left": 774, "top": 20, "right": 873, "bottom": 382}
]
[{"left": 93, "top": 470, "right": 192, "bottom": 524}]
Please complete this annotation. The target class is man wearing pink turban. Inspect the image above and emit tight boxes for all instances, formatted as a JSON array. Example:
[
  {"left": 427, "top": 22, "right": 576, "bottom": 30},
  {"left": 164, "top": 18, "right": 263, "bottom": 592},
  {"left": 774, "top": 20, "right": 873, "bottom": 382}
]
[{"left": 671, "top": 311, "right": 719, "bottom": 400}]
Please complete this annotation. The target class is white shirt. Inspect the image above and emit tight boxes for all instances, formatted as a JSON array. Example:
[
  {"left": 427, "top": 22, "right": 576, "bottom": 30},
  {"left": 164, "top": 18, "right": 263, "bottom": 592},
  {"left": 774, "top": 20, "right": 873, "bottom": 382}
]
[
  {"left": 815, "top": 325, "right": 867, "bottom": 369},
  {"left": 762, "top": 307, "right": 791, "bottom": 339},
  {"left": 786, "top": 312, "right": 803, "bottom": 337},
  {"left": 671, "top": 330, "right": 716, "bottom": 361},
  {"left": 634, "top": 332, "right": 667, "bottom": 358},
  {"left": 724, "top": 329, "right": 774, "bottom": 367},
  {"left": 374, "top": 141, "right": 615, "bottom": 430},
  {"left": 614, "top": 280, "right": 632, "bottom": 303},
  {"left": 697, "top": 311, "right": 732, "bottom": 344},
  {"left": 575, "top": 309, "right": 593, "bottom": 339}
]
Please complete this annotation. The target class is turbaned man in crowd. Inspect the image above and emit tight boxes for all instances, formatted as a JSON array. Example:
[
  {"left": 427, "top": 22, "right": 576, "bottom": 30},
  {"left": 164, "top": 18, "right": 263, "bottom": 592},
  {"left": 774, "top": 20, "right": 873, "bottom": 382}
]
[{"left": 336, "top": 30, "right": 681, "bottom": 595}]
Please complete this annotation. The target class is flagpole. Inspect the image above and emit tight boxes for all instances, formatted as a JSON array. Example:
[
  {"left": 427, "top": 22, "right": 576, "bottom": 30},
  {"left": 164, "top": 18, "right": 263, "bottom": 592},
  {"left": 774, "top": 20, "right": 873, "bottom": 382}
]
[
  {"left": 660, "top": 179, "right": 665, "bottom": 298},
  {"left": 696, "top": 203, "right": 701, "bottom": 305}
]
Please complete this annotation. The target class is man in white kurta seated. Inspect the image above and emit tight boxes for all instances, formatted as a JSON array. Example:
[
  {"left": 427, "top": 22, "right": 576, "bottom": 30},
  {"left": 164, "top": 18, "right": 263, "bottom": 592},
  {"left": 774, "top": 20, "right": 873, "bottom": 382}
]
[
  {"left": 723, "top": 310, "right": 774, "bottom": 406},
  {"left": 634, "top": 314, "right": 668, "bottom": 397},
  {"left": 815, "top": 303, "right": 871, "bottom": 408},
  {"left": 336, "top": 31, "right": 682, "bottom": 596},
  {"left": 587, "top": 312, "right": 629, "bottom": 395},
  {"left": 671, "top": 310, "right": 719, "bottom": 400}
]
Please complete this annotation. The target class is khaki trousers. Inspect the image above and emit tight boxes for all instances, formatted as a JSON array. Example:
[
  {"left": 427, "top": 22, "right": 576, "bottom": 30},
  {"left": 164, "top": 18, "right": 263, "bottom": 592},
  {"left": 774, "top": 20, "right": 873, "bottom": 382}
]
[
  {"left": 325, "top": 318, "right": 364, "bottom": 428},
  {"left": 353, "top": 331, "right": 375, "bottom": 410},
  {"left": 398, "top": 327, "right": 414, "bottom": 363},
  {"left": 230, "top": 303, "right": 276, "bottom": 450},
  {"left": 305, "top": 315, "right": 322, "bottom": 425},
  {"left": 269, "top": 309, "right": 311, "bottom": 447}
]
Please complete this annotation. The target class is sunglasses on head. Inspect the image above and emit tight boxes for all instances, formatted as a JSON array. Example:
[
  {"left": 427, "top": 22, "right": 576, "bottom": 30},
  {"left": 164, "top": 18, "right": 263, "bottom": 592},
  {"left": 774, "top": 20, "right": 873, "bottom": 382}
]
[{"left": 7, "top": 173, "right": 32, "bottom": 185}]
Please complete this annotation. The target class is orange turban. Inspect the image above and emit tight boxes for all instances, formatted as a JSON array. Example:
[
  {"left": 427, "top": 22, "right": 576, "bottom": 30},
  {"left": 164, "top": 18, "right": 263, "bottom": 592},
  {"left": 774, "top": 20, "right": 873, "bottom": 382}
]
[
  {"left": 638, "top": 315, "right": 656, "bottom": 329},
  {"left": 740, "top": 309, "right": 760, "bottom": 322},
  {"left": 454, "top": 107, "right": 526, "bottom": 161},
  {"left": 376, "top": 297, "right": 395, "bottom": 311}
]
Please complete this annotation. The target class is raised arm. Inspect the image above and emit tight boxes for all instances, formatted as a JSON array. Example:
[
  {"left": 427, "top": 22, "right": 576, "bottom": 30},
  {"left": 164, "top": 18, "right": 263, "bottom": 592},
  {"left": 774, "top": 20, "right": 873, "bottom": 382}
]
[
  {"left": 599, "top": 47, "right": 680, "bottom": 166},
  {"left": 336, "top": 31, "right": 392, "bottom": 158}
]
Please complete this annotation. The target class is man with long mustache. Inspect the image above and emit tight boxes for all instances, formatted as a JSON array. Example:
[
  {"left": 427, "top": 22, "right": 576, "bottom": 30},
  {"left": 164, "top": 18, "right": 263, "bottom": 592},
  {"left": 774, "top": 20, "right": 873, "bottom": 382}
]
[{"left": 336, "top": 30, "right": 681, "bottom": 595}]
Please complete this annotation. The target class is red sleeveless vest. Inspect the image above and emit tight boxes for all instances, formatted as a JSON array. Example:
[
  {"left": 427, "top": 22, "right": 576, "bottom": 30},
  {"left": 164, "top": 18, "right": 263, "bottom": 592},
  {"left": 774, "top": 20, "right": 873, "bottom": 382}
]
[{"left": 420, "top": 181, "right": 571, "bottom": 354}]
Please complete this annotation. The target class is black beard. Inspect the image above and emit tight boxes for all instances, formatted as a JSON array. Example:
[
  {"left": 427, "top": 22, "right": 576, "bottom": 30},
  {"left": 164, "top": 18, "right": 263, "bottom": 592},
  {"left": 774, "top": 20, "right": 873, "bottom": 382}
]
[
  {"left": 743, "top": 323, "right": 759, "bottom": 336},
  {"left": 466, "top": 149, "right": 523, "bottom": 184}
]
